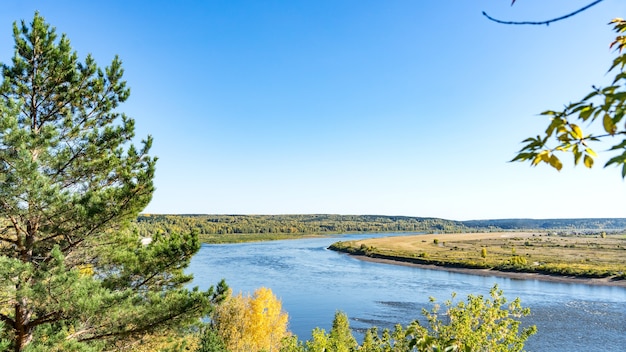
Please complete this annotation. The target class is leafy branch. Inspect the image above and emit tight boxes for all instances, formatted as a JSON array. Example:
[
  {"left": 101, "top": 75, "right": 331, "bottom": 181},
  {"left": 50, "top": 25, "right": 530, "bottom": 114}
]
[{"left": 513, "top": 19, "right": 626, "bottom": 176}]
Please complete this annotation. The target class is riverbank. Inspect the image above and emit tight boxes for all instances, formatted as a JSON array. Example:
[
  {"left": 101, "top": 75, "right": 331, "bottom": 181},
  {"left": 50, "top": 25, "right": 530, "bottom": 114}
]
[
  {"left": 329, "top": 232, "right": 626, "bottom": 288},
  {"left": 348, "top": 253, "right": 626, "bottom": 287}
]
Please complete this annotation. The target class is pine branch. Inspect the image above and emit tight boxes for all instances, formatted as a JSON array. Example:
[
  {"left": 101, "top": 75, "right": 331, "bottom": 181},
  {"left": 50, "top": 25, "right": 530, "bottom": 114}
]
[
  {"left": 27, "top": 311, "right": 62, "bottom": 328},
  {"left": 77, "top": 307, "right": 198, "bottom": 343},
  {"left": 483, "top": 0, "right": 604, "bottom": 26},
  {"left": 0, "top": 235, "right": 18, "bottom": 246},
  {"left": 0, "top": 313, "right": 15, "bottom": 328}
]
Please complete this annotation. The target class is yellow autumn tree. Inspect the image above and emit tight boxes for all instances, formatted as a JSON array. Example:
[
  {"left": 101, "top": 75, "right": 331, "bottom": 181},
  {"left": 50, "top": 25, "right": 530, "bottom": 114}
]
[
  {"left": 212, "top": 291, "right": 248, "bottom": 351},
  {"left": 212, "top": 287, "right": 289, "bottom": 352}
]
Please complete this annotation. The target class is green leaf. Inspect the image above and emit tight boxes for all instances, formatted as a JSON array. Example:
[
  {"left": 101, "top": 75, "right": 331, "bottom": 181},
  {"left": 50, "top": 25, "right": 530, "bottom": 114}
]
[
  {"left": 605, "top": 154, "right": 625, "bottom": 167},
  {"left": 615, "top": 106, "right": 625, "bottom": 123},
  {"left": 511, "top": 153, "right": 533, "bottom": 162},
  {"left": 557, "top": 133, "right": 571, "bottom": 142},
  {"left": 582, "top": 91, "right": 599, "bottom": 101},
  {"left": 602, "top": 85, "right": 620, "bottom": 94},
  {"left": 613, "top": 71, "right": 626, "bottom": 84},
  {"left": 574, "top": 151, "right": 582, "bottom": 165},
  {"left": 603, "top": 113, "right": 617, "bottom": 134},
  {"left": 578, "top": 106, "right": 594, "bottom": 120},
  {"left": 608, "top": 139, "right": 626, "bottom": 151},
  {"left": 545, "top": 118, "right": 565, "bottom": 137}
]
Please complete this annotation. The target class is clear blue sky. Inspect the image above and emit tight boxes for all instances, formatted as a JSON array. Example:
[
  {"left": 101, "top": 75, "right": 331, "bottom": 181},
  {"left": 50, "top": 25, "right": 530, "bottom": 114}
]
[{"left": 1, "top": 1, "right": 624, "bottom": 220}]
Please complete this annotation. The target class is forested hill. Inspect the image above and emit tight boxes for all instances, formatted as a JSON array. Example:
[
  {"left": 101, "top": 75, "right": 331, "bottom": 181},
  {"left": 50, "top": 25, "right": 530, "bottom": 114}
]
[
  {"left": 134, "top": 214, "right": 626, "bottom": 238},
  {"left": 135, "top": 214, "right": 468, "bottom": 236},
  {"left": 462, "top": 218, "right": 626, "bottom": 231}
]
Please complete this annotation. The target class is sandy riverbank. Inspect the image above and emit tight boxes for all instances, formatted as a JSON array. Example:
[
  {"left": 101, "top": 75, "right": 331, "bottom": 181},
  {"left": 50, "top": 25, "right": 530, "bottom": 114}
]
[{"left": 349, "top": 253, "right": 626, "bottom": 288}]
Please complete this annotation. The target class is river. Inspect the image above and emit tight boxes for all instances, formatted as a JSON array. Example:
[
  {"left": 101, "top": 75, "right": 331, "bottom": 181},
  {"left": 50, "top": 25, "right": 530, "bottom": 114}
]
[{"left": 187, "top": 233, "right": 626, "bottom": 351}]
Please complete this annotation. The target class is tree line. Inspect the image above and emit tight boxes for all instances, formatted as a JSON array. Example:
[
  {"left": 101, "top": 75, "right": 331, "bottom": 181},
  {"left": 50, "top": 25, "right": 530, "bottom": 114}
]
[
  {"left": 134, "top": 214, "right": 626, "bottom": 241},
  {"left": 134, "top": 214, "right": 472, "bottom": 238}
]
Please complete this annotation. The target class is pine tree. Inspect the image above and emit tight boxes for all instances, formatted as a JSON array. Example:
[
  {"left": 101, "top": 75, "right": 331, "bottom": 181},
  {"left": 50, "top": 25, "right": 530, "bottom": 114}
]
[{"left": 0, "top": 13, "right": 226, "bottom": 351}]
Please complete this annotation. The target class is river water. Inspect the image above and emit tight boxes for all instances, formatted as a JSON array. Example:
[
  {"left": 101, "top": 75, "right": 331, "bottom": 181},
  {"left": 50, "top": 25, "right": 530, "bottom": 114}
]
[{"left": 187, "top": 233, "right": 626, "bottom": 351}]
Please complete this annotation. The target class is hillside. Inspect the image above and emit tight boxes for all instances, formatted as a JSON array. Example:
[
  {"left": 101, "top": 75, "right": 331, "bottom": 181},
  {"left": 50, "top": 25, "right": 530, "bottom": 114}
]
[{"left": 461, "top": 218, "right": 626, "bottom": 230}]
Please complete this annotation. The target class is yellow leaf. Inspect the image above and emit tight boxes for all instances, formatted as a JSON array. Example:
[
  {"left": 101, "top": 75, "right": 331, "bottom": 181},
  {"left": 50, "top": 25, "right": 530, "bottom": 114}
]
[
  {"left": 571, "top": 124, "right": 583, "bottom": 139},
  {"left": 584, "top": 154, "right": 594, "bottom": 168},
  {"left": 532, "top": 156, "right": 541, "bottom": 166},
  {"left": 585, "top": 148, "right": 598, "bottom": 158},
  {"left": 549, "top": 155, "right": 562, "bottom": 171},
  {"left": 532, "top": 151, "right": 549, "bottom": 166}
]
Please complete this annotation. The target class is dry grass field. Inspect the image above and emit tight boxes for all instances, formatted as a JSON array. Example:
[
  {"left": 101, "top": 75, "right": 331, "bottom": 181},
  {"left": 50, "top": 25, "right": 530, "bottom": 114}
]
[{"left": 331, "top": 232, "right": 626, "bottom": 279}]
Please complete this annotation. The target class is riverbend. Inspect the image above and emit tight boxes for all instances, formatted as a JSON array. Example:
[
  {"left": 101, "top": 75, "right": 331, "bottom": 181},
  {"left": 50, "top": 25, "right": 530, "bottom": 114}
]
[{"left": 188, "top": 233, "right": 626, "bottom": 352}]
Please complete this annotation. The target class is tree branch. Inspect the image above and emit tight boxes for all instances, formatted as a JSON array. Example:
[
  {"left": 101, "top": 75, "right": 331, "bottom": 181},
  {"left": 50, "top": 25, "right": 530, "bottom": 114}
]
[
  {"left": 0, "top": 235, "right": 18, "bottom": 246},
  {"left": 77, "top": 307, "right": 198, "bottom": 343},
  {"left": 0, "top": 312, "right": 15, "bottom": 328},
  {"left": 27, "top": 311, "right": 62, "bottom": 328},
  {"left": 483, "top": 0, "right": 604, "bottom": 26}
]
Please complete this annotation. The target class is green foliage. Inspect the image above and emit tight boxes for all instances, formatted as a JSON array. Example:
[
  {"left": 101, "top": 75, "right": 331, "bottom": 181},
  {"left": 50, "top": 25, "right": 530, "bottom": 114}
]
[
  {"left": 293, "top": 287, "right": 535, "bottom": 352},
  {"left": 279, "top": 335, "right": 305, "bottom": 352},
  {"left": 197, "top": 327, "right": 228, "bottom": 352},
  {"left": 305, "top": 327, "right": 330, "bottom": 352},
  {"left": 513, "top": 19, "right": 626, "bottom": 176},
  {"left": 409, "top": 286, "right": 536, "bottom": 352},
  {"left": 359, "top": 324, "right": 411, "bottom": 352},
  {"left": 135, "top": 214, "right": 472, "bottom": 240},
  {"left": 0, "top": 13, "right": 225, "bottom": 351},
  {"left": 328, "top": 311, "right": 358, "bottom": 352},
  {"left": 136, "top": 215, "right": 626, "bottom": 243},
  {"left": 302, "top": 311, "right": 357, "bottom": 352}
]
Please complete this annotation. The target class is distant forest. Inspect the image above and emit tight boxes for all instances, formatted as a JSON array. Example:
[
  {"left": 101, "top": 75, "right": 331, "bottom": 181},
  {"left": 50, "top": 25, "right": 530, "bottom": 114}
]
[
  {"left": 134, "top": 214, "right": 626, "bottom": 239},
  {"left": 462, "top": 218, "right": 626, "bottom": 230}
]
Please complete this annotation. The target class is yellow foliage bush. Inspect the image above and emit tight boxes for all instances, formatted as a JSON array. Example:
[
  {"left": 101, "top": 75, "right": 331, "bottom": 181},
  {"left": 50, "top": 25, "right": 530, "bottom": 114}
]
[{"left": 212, "top": 287, "right": 289, "bottom": 352}]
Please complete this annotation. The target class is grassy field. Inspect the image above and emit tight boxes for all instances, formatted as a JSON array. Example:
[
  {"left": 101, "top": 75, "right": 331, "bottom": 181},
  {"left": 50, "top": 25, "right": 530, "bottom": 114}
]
[{"left": 329, "top": 232, "right": 626, "bottom": 279}]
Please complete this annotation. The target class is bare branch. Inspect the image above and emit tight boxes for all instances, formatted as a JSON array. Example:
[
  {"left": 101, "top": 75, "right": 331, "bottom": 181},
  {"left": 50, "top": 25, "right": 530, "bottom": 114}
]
[{"left": 483, "top": 0, "right": 605, "bottom": 26}]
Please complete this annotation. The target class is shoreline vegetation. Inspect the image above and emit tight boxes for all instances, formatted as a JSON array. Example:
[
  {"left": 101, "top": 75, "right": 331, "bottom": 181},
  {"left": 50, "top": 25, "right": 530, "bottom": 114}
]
[{"left": 328, "top": 232, "right": 626, "bottom": 287}]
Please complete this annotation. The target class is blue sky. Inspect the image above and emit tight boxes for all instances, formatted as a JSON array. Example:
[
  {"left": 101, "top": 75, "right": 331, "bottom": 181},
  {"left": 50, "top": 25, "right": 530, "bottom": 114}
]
[{"left": 1, "top": 1, "right": 624, "bottom": 220}]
